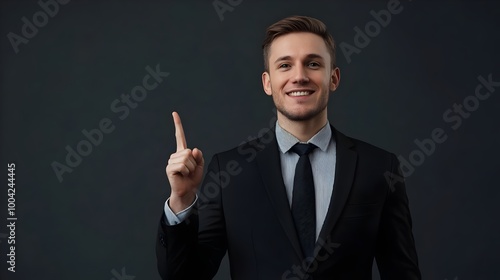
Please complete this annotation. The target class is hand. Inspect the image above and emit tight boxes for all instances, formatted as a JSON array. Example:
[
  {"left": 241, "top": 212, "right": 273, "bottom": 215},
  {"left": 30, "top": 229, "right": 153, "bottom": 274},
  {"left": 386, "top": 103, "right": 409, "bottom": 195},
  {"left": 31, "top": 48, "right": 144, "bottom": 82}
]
[{"left": 165, "top": 112, "right": 204, "bottom": 213}]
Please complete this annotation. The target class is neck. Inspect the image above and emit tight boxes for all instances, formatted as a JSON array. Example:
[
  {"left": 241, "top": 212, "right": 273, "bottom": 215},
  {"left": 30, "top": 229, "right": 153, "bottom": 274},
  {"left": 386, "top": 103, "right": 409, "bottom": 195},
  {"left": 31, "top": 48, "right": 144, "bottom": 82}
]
[{"left": 277, "top": 110, "right": 328, "bottom": 142}]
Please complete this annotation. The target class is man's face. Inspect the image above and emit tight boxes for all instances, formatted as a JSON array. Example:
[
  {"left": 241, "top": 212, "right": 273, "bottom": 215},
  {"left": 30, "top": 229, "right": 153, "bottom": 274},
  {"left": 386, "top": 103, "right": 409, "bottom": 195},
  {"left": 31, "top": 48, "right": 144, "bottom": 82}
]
[{"left": 262, "top": 32, "right": 340, "bottom": 122}]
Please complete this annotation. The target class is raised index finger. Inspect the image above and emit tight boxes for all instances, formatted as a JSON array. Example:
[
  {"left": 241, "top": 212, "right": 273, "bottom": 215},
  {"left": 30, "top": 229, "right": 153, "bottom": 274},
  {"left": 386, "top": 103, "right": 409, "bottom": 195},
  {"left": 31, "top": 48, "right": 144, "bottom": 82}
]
[{"left": 172, "top": 111, "right": 187, "bottom": 152}]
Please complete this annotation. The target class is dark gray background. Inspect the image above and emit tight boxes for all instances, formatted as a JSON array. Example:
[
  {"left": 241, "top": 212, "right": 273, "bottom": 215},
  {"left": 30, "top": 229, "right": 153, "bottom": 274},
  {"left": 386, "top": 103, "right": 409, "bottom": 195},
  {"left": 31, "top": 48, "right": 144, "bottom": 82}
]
[{"left": 1, "top": 0, "right": 499, "bottom": 279}]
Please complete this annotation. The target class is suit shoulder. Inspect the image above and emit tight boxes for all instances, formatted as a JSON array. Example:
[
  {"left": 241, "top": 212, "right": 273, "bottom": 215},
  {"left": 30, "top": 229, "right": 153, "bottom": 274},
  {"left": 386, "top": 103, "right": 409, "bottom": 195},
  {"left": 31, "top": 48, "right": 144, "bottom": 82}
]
[{"left": 336, "top": 129, "right": 396, "bottom": 160}]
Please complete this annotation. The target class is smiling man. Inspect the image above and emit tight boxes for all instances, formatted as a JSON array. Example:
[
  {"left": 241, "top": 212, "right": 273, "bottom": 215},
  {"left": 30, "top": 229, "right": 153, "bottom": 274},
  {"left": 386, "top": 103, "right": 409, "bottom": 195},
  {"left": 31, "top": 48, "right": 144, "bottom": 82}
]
[{"left": 156, "top": 15, "right": 421, "bottom": 280}]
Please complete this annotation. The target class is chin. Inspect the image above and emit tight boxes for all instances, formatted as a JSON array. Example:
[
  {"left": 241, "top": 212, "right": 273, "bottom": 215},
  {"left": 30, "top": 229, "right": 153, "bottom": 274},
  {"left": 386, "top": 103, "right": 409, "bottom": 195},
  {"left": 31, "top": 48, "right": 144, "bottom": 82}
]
[{"left": 279, "top": 109, "right": 321, "bottom": 122}]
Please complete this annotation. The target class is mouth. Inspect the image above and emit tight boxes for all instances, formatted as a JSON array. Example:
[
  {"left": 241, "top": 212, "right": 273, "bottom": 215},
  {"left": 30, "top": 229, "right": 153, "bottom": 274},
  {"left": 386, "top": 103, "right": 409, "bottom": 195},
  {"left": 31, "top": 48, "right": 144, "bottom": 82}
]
[{"left": 286, "top": 90, "right": 315, "bottom": 97}]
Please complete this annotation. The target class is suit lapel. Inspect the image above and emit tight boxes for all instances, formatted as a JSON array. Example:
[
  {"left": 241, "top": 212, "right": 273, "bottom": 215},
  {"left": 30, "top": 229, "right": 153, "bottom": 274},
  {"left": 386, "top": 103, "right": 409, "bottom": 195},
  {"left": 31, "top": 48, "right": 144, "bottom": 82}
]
[
  {"left": 315, "top": 127, "right": 357, "bottom": 255},
  {"left": 254, "top": 125, "right": 358, "bottom": 263},
  {"left": 255, "top": 128, "right": 304, "bottom": 261}
]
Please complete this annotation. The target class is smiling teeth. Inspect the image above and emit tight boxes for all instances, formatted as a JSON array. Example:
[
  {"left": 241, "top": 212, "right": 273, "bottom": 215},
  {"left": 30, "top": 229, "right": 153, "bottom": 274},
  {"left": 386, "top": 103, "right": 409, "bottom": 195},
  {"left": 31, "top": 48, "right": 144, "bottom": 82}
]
[{"left": 288, "top": 91, "right": 311, "bottom": 96}]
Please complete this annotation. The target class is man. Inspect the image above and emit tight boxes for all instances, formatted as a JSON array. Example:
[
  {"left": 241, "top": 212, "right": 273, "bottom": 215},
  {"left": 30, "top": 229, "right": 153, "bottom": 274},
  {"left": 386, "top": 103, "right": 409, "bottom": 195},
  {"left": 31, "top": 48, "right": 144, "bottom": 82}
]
[{"left": 156, "top": 15, "right": 421, "bottom": 280}]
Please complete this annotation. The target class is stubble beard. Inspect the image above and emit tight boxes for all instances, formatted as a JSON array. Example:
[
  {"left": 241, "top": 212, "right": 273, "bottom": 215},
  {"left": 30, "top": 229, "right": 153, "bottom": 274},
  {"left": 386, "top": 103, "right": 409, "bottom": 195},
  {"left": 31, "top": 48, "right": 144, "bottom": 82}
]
[{"left": 273, "top": 91, "right": 329, "bottom": 122}]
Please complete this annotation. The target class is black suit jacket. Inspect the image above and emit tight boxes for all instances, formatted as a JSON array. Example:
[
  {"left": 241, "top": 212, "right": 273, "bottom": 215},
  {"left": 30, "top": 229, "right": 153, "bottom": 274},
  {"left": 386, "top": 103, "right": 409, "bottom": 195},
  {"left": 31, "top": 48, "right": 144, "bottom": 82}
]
[{"left": 156, "top": 126, "right": 421, "bottom": 280}]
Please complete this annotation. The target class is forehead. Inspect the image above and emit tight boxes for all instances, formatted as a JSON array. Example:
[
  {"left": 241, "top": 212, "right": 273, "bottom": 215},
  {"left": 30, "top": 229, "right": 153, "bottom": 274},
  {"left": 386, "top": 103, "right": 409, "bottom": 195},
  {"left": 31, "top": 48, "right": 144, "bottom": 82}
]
[{"left": 268, "top": 32, "right": 330, "bottom": 61}]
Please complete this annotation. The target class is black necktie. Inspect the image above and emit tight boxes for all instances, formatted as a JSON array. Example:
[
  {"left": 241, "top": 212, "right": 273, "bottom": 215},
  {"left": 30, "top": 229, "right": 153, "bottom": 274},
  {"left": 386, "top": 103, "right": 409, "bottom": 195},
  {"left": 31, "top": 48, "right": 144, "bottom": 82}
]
[{"left": 291, "top": 143, "right": 317, "bottom": 259}]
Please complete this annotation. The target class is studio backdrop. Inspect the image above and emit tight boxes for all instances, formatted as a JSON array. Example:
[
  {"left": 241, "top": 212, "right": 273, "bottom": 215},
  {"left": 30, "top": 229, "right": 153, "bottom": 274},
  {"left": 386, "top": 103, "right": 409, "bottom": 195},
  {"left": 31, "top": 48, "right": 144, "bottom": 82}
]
[{"left": 1, "top": 0, "right": 499, "bottom": 279}]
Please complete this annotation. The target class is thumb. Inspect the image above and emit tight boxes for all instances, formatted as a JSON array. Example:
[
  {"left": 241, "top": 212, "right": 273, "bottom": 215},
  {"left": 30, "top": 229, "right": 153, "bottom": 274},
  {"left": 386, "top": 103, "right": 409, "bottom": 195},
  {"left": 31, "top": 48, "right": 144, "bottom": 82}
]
[{"left": 192, "top": 148, "right": 204, "bottom": 167}]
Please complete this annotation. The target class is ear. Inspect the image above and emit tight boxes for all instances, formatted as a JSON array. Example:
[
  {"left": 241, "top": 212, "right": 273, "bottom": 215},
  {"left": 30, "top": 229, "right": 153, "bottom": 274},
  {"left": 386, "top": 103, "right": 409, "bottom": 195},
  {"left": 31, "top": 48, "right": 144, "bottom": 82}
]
[
  {"left": 329, "top": 67, "right": 341, "bottom": 92},
  {"left": 262, "top": 71, "right": 272, "bottom": 96}
]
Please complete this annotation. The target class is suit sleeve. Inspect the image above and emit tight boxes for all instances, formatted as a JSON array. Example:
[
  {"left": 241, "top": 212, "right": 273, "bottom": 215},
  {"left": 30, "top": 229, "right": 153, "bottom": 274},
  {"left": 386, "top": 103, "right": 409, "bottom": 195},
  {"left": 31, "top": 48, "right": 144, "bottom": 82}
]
[
  {"left": 156, "top": 154, "right": 228, "bottom": 280},
  {"left": 375, "top": 154, "right": 422, "bottom": 280}
]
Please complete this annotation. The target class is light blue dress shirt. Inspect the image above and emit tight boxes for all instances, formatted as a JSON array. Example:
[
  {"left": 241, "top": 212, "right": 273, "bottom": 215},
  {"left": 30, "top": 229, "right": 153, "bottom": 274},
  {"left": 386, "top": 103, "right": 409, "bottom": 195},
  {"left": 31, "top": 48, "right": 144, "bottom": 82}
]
[{"left": 275, "top": 122, "right": 336, "bottom": 240}]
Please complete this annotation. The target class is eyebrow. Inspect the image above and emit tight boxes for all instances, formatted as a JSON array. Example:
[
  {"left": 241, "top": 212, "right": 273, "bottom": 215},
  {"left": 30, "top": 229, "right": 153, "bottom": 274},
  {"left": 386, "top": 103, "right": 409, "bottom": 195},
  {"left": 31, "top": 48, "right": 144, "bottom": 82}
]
[{"left": 273, "top": 54, "right": 325, "bottom": 64}]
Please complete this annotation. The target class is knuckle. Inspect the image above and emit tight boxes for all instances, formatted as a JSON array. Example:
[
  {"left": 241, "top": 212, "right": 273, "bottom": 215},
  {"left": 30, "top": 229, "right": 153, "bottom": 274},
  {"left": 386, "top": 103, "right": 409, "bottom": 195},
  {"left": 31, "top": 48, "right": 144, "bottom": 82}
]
[{"left": 169, "top": 153, "right": 179, "bottom": 159}]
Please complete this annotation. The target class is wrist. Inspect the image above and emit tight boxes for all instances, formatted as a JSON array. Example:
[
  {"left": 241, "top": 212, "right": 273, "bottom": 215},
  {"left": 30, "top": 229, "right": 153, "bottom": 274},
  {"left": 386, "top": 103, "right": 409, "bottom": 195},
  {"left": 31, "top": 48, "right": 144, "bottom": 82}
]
[{"left": 169, "top": 193, "right": 196, "bottom": 214}]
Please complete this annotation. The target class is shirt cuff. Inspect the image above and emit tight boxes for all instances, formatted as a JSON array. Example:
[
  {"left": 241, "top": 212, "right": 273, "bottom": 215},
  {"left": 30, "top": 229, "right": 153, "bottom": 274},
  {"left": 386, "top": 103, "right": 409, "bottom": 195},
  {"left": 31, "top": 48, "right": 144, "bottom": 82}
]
[{"left": 163, "top": 195, "right": 198, "bottom": 225}]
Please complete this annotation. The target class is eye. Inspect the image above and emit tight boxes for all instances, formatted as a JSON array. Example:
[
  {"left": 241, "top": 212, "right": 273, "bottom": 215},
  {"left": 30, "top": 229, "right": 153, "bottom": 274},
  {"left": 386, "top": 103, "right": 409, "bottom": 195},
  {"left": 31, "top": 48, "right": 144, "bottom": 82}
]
[
  {"left": 308, "top": 62, "right": 320, "bottom": 68},
  {"left": 278, "top": 63, "right": 290, "bottom": 69}
]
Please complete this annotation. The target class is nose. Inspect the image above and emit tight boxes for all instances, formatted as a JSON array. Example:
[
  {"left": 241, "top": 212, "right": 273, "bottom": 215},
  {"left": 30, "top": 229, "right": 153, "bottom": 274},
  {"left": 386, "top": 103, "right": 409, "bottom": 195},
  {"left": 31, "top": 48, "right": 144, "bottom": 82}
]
[{"left": 291, "top": 65, "right": 309, "bottom": 84}]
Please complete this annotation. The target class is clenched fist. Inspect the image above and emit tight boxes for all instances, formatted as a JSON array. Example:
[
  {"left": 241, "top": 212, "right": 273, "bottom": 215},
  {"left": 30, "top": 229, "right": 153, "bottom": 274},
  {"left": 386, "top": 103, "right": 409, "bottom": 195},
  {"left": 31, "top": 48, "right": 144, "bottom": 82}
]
[{"left": 166, "top": 112, "right": 204, "bottom": 213}]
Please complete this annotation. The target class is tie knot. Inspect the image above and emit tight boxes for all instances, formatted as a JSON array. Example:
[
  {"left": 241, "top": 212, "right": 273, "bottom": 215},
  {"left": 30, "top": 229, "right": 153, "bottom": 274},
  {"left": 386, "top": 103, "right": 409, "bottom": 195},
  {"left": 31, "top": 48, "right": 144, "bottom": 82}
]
[{"left": 291, "top": 143, "right": 317, "bottom": 156}]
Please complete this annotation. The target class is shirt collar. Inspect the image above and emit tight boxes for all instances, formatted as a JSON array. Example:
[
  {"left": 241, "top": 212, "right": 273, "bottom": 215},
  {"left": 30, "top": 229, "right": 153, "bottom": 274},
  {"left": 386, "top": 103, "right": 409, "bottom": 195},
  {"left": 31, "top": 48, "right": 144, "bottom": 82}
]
[{"left": 275, "top": 121, "right": 332, "bottom": 154}]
